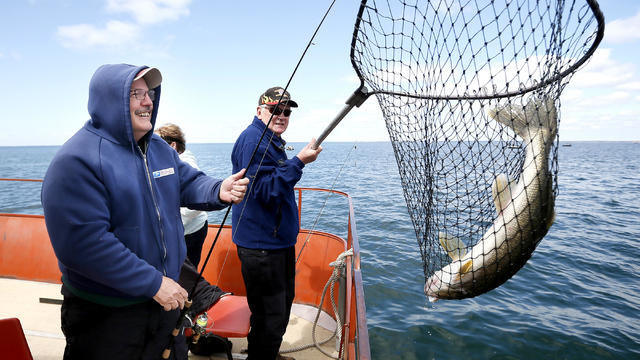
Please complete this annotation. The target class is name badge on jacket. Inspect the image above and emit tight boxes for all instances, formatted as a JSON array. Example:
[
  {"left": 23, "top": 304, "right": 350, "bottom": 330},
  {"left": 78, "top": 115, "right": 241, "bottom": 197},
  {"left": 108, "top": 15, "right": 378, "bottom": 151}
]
[{"left": 153, "top": 167, "right": 175, "bottom": 178}]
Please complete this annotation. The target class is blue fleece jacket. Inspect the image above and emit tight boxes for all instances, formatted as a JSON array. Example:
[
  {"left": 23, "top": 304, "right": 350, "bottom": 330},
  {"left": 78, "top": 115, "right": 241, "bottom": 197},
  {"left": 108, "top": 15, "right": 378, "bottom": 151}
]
[
  {"left": 41, "top": 64, "right": 228, "bottom": 305},
  {"left": 231, "top": 117, "right": 305, "bottom": 250}
]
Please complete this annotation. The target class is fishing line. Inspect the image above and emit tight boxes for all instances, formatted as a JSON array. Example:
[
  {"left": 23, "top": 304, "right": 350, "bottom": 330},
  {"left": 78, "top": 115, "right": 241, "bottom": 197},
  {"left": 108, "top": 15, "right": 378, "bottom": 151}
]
[
  {"left": 295, "top": 143, "right": 357, "bottom": 265},
  {"left": 163, "top": 1, "right": 339, "bottom": 357},
  {"left": 213, "top": 127, "right": 276, "bottom": 286},
  {"left": 215, "top": 0, "right": 341, "bottom": 281},
  {"left": 225, "top": 0, "right": 339, "bottom": 245}
]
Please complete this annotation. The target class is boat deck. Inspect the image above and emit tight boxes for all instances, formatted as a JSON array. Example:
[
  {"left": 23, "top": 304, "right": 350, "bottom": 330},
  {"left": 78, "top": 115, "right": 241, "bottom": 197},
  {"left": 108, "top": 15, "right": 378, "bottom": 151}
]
[{"left": 0, "top": 278, "right": 340, "bottom": 360}]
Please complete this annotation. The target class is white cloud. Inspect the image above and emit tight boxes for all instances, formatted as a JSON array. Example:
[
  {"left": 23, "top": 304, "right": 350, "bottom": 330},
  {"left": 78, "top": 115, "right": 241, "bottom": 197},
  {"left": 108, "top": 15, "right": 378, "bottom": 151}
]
[
  {"left": 57, "top": 21, "right": 140, "bottom": 49},
  {"left": 562, "top": 88, "right": 583, "bottom": 102},
  {"left": 106, "top": 0, "right": 191, "bottom": 25},
  {"left": 617, "top": 81, "right": 640, "bottom": 91},
  {"left": 343, "top": 74, "right": 361, "bottom": 86},
  {"left": 560, "top": 86, "right": 640, "bottom": 140},
  {"left": 601, "top": 91, "right": 632, "bottom": 102},
  {"left": 605, "top": 11, "right": 640, "bottom": 44},
  {"left": 569, "top": 48, "right": 636, "bottom": 88},
  {"left": 565, "top": 89, "right": 631, "bottom": 108},
  {"left": 56, "top": 0, "right": 191, "bottom": 49}
]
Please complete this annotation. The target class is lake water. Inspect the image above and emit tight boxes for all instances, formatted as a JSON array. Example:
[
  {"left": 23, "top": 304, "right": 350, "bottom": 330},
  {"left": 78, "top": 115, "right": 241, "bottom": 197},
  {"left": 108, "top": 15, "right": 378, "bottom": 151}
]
[{"left": 1, "top": 141, "right": 638, "bottom": 359}]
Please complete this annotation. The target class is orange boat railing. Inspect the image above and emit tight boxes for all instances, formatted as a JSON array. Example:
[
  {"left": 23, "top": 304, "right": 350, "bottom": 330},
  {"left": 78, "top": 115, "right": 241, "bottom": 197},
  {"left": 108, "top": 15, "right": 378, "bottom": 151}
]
[{"left": 0, "top": 178, "right": 43, "bottom": 182}]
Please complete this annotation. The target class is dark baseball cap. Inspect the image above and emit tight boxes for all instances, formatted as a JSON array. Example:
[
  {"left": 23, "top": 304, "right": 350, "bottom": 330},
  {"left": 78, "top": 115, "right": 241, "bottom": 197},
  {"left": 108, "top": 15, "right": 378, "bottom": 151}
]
[{"left": 259, "top": 87, "right": 298, "bottom": 108}]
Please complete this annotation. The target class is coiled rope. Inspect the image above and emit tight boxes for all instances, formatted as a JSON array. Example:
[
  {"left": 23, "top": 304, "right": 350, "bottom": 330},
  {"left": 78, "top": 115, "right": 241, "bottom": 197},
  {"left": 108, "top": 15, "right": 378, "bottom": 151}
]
[{"left": 280, "top": 248, "right": 353, "bottom": 359}]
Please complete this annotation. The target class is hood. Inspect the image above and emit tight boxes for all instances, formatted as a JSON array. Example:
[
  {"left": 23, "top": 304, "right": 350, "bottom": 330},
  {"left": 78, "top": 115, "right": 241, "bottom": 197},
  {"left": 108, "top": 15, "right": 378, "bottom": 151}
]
[{"left": 87, "top": 64, "right": 162, "bottom": 146}]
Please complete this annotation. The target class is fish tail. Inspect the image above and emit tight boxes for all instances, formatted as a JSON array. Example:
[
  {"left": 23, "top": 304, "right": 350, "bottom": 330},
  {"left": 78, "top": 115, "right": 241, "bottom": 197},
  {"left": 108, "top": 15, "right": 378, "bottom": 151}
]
[{"left": 489, "top": 97, "right": 557, "bottom": 139}]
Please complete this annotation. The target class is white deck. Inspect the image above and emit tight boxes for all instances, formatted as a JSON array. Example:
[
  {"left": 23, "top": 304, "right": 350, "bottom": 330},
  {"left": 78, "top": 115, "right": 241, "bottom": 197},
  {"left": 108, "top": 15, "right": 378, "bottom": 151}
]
[{"left": 0, "top": 278, "right": 340, "bottom": 360}]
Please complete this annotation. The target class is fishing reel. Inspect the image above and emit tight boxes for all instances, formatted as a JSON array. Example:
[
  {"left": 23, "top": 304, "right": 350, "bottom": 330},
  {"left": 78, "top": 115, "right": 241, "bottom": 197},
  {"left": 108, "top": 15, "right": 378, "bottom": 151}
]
[{"left": 191, "top": 312, "right": 209, "bottom": 344}]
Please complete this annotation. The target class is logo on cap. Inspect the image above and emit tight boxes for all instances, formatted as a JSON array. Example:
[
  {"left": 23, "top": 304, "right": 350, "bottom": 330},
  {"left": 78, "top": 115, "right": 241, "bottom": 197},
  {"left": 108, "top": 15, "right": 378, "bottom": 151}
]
[{"left": 259, "top": 87, "right": 298, "bottom": 107}]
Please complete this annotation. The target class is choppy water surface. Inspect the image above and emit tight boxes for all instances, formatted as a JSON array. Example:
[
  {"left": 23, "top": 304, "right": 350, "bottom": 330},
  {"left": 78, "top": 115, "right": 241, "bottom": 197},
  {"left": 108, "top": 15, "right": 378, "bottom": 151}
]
[{"left": 1, "top": 141, "right": 638, "bottom": 359}]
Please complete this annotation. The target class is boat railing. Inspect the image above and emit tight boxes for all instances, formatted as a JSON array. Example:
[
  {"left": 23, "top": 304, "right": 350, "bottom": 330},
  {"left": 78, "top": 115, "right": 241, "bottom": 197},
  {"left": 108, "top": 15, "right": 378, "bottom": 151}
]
[
  {"left": 0, "top": 178, "right": 43, "bottom": 182},
  {"left": 294, "top": 187, "right": 370, "bottom": 359}
]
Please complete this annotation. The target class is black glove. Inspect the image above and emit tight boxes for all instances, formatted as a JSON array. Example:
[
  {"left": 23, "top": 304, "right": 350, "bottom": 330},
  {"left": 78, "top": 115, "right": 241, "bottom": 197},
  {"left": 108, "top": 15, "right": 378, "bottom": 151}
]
[{"left": 178, "top": 258, "right": 227, "bottom": 318}]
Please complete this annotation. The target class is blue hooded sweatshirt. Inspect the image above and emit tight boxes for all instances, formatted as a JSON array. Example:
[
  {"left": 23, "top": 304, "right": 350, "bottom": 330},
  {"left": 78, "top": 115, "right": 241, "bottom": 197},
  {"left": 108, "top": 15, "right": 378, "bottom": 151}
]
[
  {"left": 231, "top": 117, "right": 305, "bottom": 249},
  {"left": 41, "top": 64, "right": 228, "bottom": 306}
]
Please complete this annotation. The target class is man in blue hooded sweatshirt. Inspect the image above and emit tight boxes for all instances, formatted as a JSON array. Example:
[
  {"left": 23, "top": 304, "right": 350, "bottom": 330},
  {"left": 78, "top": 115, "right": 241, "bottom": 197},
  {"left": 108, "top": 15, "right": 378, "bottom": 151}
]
[{"left": 41, "top": 64, "right": 249, "bottom": 359}]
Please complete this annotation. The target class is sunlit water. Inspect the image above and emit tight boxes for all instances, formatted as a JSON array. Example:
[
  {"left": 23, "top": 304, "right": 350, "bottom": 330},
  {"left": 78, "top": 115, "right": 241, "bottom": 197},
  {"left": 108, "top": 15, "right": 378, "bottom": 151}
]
[{"left": 1, "top": 141, "right": 638, "bottom": 359}]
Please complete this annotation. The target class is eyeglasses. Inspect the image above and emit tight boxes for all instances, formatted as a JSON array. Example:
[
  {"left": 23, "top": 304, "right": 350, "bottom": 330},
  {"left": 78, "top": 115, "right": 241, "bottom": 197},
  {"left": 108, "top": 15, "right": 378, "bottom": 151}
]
[
  {"left": 130, "top": 89, "right": 156, "bottom": 101},
  {"left": 265, "top": 105, "right": 292, "bottom": 117}
]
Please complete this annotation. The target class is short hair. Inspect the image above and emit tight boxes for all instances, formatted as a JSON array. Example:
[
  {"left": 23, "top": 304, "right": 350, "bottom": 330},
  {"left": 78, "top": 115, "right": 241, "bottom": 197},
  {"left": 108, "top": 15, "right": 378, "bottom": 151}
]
[{"left": 155, "top": 123, "right": 186, "bottom": 154}]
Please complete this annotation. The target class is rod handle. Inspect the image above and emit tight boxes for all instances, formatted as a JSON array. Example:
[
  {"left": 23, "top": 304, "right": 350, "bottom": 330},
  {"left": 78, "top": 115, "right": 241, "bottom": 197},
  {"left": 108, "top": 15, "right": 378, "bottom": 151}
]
[
  {"left": 161, "top": 298, "right": 193, "bottom": 359},
  {"left": 313, "top": 87, "right": 369, "bottom": 149}
]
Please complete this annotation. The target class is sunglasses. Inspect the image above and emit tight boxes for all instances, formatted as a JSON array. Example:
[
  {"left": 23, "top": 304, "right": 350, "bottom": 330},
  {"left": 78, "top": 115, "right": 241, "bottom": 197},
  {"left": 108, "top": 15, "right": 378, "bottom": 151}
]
[{"left": 265, "top": 106, "right": 292, "bottom": 117}]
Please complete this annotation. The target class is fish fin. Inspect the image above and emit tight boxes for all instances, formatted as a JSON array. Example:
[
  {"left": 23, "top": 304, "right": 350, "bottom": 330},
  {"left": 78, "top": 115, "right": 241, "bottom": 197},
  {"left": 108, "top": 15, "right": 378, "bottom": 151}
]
[
  {"left": 438, "top": 232, "right": 467, "bottom": 261},
  {"left": 460, "top": 259, "right": 473, "bottom": 275},
  {"left": 453, "top": 260, "right": 473, "bottom": 282},
  {"left": 491, "top": 173, "right": 512, "bottom": 213},
  {"left": 489, "top": 97, "right": 557, "bottom": 139}
]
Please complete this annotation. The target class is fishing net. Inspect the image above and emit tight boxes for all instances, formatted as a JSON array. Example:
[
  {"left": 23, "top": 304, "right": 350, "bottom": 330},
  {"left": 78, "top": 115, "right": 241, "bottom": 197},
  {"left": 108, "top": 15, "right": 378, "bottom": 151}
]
[{"left": 349, "top": 0, "right": 604, "bottom": 300}]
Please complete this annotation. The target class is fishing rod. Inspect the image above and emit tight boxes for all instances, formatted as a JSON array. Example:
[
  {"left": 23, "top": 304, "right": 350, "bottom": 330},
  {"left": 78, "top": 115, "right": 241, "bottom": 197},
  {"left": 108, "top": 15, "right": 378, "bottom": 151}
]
[{"left": 162, "top": 1, "right": 339, "bottom": 357}]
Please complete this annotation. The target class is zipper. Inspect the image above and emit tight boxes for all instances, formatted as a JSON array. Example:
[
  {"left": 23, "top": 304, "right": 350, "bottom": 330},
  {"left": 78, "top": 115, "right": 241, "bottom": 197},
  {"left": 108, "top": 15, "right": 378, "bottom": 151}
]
[{"left": 138, "top": 145, "right": 167, "bottom": 276}]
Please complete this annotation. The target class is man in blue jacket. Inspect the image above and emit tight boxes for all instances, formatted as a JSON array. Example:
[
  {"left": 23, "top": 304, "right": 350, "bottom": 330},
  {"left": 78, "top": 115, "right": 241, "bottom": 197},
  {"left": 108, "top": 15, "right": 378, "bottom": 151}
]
[
  {"left": 41, "top": 64, "right": 249, "bottom": 359},
  {"left": 231, "top": 87, "right": 322, "bottom": 359}
]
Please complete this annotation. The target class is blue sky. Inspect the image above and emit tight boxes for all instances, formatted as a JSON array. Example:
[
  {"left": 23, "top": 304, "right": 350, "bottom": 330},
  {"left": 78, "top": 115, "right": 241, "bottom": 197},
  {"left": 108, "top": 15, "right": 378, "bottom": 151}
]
[{"left": 0, "top": 0, "right": 638, "bottom": 146}]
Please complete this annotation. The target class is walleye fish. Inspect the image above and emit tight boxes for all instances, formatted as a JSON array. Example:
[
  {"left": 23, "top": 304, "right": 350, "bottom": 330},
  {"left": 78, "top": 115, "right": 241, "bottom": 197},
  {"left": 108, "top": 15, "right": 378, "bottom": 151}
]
[{"left": 425, "top": 97, "right": 557, "bottom": 301}]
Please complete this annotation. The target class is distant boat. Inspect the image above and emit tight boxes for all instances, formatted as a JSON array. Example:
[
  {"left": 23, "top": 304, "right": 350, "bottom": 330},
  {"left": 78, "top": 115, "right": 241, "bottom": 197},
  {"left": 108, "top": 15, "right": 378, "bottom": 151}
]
[
  {"left": 286, "top": 145, "right": 295, "bottom": 150},
  {"left": 562, "top": 144, "right": 572, "bottom": 147}
]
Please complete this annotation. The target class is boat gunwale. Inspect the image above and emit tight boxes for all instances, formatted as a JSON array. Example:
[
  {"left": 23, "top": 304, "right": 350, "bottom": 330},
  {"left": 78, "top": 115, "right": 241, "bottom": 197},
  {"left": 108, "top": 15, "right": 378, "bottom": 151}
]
[{"left": 295, "top": 187, "right": 370, "bottom": 359}]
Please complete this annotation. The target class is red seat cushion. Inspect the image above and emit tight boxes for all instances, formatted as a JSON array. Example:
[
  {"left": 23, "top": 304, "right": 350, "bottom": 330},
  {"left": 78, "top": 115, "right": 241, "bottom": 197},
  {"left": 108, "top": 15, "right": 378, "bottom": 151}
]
[
  {"left": 205, "top": 295, "right": 251, "bottom": 337},
  {"left": 185, "top": 295, "right": 251, "bottom": 339},
  {"left": 0, "top": 318, "right": 34, "bottom": 360}
]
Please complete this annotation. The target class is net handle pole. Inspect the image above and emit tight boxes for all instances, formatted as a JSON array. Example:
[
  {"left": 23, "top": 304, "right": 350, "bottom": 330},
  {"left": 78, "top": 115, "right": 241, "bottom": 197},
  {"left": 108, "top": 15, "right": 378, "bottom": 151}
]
[{"left": 313, "top": 87, "right": 370, "bottom": 149}]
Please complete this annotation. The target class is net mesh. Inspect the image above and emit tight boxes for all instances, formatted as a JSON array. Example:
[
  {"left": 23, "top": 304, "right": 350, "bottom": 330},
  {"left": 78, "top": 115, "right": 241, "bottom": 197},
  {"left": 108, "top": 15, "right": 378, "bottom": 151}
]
[{"left": 350, "top": 0, "right": 603, "bottom": 300}]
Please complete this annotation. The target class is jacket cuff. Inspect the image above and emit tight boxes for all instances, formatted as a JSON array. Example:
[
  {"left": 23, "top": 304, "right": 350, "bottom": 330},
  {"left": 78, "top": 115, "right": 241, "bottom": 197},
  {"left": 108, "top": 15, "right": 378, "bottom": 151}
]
[
  {"left": 291, "top": 156, "right": 305, "bottom": 169},
  {"left": 212, "top": 181, "right": 230, "bottom": 206},
  {"left": 145, "top": 271, "right": 164, "bottom": 299}
]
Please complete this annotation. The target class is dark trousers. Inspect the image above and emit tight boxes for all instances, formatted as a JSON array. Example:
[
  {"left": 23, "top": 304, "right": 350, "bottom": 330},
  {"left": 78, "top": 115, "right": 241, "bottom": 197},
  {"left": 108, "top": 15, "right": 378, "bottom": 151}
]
[
  {"left": 60, "top": 285, "right": 187, "bottom": 360},
  {"left": 237, "top": 245, "right": 295, "bottom": 360},
  {"left": 185, "top": 220, "right": 208, "bottom": 269}
]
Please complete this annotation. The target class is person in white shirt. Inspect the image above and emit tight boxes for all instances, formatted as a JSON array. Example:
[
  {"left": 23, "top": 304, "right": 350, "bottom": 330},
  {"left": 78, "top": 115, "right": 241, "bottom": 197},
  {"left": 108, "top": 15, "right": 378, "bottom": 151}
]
[{"left": 156, "top": 123, "right": 209, "bottom": 268}]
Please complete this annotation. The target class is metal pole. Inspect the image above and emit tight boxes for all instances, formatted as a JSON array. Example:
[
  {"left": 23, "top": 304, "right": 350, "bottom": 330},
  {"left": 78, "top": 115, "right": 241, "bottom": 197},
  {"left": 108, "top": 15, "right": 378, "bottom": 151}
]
[{"left": 313, "top": 87, "right": 370, "bottom": 149}]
